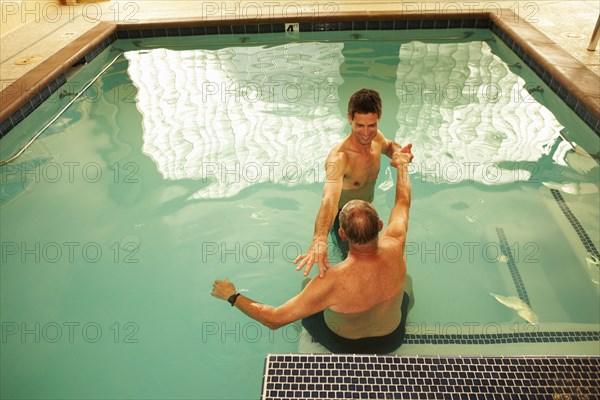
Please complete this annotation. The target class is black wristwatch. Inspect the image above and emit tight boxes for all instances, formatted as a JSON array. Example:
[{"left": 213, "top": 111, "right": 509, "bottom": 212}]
[{"left": 228, "top": 292, "right": 241, "bottom": 306}]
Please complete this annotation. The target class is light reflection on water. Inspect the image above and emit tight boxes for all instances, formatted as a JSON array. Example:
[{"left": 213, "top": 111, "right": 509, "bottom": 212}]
[
  {"left": 394, "top": 41, "right": 564, "bottom": 186},
  {"left": 125, "top": 42, "right": 347, "bottom": 200},
  {"left": 125, "top": 39, "right": 595, "bottom": 197}
]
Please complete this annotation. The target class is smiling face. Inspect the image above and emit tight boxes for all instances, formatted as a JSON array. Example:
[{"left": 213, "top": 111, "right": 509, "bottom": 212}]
[{"left": 348, "top": 112, "right": 379, "bottom": 146}]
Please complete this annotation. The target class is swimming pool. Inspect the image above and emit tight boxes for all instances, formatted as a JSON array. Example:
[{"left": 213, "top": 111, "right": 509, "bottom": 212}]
[{"left": 1, "top": 26, "right": 599, "bottom": 400}]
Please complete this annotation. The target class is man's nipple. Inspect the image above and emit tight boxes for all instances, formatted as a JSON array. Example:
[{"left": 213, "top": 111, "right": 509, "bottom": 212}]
[{"left": 354, "top": 181, "right": 360, "bottom": 187}]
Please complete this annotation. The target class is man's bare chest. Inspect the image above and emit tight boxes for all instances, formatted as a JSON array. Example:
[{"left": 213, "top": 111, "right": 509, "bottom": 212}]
[{"left": 344, "top": 153, "right": 381, "bottom": 184}]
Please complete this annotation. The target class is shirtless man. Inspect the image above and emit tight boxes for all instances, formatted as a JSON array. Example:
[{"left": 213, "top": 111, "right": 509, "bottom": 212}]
[
  {"left": 211, "top": 145, "right": 413, "bottom": 354},
  {"left": 294, "top": 88, "right": 403, "bottom": 277}
]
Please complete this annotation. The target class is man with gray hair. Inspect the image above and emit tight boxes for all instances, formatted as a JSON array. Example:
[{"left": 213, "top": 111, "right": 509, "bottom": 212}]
[{"left": 211, "top": 144, "right": 413, "bottom": 354}]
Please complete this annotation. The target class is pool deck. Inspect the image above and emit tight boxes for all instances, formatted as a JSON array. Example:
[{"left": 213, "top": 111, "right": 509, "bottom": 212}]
[
  {"left": 1, "top": 1, "right": 599, "bottom": 131},
  {"left": 1, "top": 1, "right": 598, "bottom": 84}
]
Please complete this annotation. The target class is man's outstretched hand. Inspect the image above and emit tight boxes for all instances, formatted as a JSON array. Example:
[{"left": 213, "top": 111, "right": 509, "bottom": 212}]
[{"left": 293, "top": 239, "right": 331, "bottom": 278}]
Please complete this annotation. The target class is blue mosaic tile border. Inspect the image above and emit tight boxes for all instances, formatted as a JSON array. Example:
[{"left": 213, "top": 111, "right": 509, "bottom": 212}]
[
  {"left": 404, "top": 330, "right": 600, "bottom": 345},
  {"left": 299, "top": 18, "right": 492, "bottom": 32},
  {"left": 3, "top": 17, "right": 599, "bottom": 140},
  {"left": 81, "top": 32, "right": 118, "bottom": 64},
  {"left": 0, "top": 33, "right": 117, "bottom": 139},
  {"left": 550, "top": 189, "right": 600, "bottom": 261},
  {"left": 309, "top": 329, "right": 600, "bottom": 346},
  {"left": 114, "top": 19, "right": 492, "bottom": 39},
  {"left": 0, "top": 74, "right": 66, "bottom": 138},
  {"left": 262, "top": 354, "right": 600, "bottom": 400},
  {"left": 489, "top": 22, "right": 600, "bottom": 137},
  {"left": 115, "top": 24, "right": 288, "bottom": 38},
  {"left": 496, "top": 228, "right": 531, "bottom": 306},
  {"left": 309, "top": 328, "right": 600, "bottom": 347}
]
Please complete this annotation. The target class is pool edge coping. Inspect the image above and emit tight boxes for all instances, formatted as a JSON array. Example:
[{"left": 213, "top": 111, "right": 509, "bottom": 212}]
[
  {"left": 1, "top": 10, "right": 599, "bottom": 138},
  {"left": 0, "top": 21, "right": 116, "bottom": 126}
]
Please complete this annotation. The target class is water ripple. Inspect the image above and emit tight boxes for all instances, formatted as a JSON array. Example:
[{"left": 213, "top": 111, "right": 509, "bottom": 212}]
[
  {"left": 395, "top": 41, "right": 562, "bottom": 185},
  {"left": 125, "top": 42, "right": 346, "bottom": 199}
]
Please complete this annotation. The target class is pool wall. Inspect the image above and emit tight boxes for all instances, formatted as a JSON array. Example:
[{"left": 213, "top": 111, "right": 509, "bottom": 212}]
[{"left": 0, "top": 10, "right": 599, "bottom": 141}]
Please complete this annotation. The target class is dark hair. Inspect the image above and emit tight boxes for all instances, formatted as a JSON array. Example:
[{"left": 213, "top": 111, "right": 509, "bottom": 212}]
[
  {"left": 347, "top": 88, "right": 382, "bottom": 119},
  {"left": 339, "top": 200, "right": 380, "bottom": 245}
]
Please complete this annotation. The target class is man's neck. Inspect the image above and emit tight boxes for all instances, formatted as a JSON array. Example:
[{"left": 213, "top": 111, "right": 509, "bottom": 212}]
[
  {"left": 348, "top": 240, "right": 379, "bottom": 257},
  {"left": 347, "top": 134, "right": 373, "bottom": 154}
]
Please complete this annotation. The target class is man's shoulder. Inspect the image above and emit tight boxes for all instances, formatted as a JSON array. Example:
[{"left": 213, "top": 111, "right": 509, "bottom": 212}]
[
  {"left": 304, "top": 265, "right": 345, "bottom": 291},
  {"left": 378, "top": 234, "right": 406, "bottom": 248},
  {"left": 326, "top": 145, "right": 349, "bottom": 164},
  {"left": 372, "top": 131, "right": 389, "bottom": 148},
  {"left": 321, "top": 261, "right": 350, "bottom": 277}
]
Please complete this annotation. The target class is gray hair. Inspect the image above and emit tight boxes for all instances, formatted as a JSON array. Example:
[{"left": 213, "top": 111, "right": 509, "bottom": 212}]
[{"left": 339, "top": 200, "right": 380, "bottom": 244}]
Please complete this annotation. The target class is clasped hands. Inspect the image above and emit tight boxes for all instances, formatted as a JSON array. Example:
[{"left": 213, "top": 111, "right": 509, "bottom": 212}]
[{"left": 391, "top": 143, "right": 413, "bottom": 167}]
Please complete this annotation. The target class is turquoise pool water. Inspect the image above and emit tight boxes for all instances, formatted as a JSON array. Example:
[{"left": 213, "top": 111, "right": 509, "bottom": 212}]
[{"left": 1, "top": 29, "right": 599, "bottom": 399}]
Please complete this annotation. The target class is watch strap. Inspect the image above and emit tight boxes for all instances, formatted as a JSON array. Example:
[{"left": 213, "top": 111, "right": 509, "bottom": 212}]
[{"left": 228, "top": 292, "right": 241, "bottom": 306}]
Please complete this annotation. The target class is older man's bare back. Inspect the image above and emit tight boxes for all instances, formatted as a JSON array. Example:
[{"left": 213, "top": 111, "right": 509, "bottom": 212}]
[{"left": 319, "top": 236, "right": 407, "bottom": 339}]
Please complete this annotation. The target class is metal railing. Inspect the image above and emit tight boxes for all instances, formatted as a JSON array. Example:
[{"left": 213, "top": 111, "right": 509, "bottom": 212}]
[
  {"left": 0, "top": 52, "right": 124, "bottom": 167},
  {"left": 588, "top": 14, "right": 600, "bottom": 51}
]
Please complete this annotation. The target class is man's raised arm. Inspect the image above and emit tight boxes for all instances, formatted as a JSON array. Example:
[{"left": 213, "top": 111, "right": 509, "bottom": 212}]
[
  {"left": 382, "top": 144, "right": 413, "bottom": 240},
  {"left": 294, "top": 151, "right": 347, "bottom": 278},
  {"left": 381, "top": 135, "right": 404, "bottom": 159}
]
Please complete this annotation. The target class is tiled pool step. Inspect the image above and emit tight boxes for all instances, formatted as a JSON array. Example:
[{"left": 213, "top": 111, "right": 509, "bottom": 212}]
[{"left": 261, "top": 354, "right": 599, "bottom": 399}]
